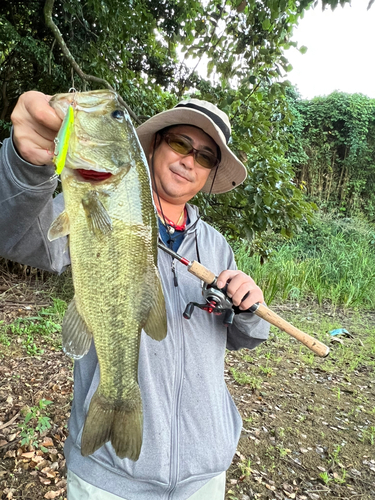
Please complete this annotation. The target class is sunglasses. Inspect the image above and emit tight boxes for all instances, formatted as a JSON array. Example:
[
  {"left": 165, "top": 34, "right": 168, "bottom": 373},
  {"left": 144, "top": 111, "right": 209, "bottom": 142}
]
[{"left": 163, "top": 133, "right": 220, "bottom": 170}]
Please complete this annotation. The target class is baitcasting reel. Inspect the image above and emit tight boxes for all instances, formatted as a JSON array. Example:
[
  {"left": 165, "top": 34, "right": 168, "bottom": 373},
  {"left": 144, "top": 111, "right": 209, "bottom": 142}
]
[{"left": 183, "top": 283, "right": 238, "bottom": 326}]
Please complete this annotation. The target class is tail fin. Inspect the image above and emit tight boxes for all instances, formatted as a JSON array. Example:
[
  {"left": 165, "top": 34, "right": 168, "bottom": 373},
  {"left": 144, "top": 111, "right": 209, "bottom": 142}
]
[{"left": 80, "top": 388, "right": 143, "bottom": 461}]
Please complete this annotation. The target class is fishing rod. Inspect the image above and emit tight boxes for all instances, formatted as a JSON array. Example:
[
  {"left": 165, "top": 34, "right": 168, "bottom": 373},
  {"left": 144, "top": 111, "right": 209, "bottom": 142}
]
[{"left": 157, "top": 242, "right": 330, "bottom": 358}]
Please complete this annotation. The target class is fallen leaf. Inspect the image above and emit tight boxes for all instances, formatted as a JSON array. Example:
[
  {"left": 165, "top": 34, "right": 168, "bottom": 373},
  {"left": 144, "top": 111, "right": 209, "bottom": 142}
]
[
  {"left": 44, "top": 490, "right": 63, "bottom": 499},
  {"left": 39, "top": 477, "right": 51, "bottom": 485},
  {"left": 283, "top": 483, "right": 293, "bottom": 493},
  {"left": 41, "top": 437, "right": 54, "bottom": 447}
]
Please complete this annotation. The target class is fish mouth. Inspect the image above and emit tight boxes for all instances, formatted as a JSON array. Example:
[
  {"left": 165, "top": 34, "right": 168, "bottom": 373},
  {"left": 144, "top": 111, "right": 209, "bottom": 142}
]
[{"left": 76, "top": 169, "right": 113, "bottom": 181}]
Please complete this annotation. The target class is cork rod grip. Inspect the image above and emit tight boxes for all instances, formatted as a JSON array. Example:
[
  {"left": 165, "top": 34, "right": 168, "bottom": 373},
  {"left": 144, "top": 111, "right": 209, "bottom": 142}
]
[
  {"left": 254, "top": 303, "right": 330, "bottom": 357},
  {"left": 188, "top": 261, "right": 216, "bottom": 284}
]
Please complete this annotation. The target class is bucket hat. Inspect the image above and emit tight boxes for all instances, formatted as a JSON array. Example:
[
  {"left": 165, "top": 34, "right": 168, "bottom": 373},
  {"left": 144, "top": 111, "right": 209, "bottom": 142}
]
[{"left": 136, "top": 98, "right": 247, "bottom": 194}]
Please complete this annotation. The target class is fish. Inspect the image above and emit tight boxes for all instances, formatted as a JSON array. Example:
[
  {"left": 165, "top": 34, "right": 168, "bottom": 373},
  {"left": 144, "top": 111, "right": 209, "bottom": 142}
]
[{"left": 47, "top": 89, "right": 167, "bottom": 461}]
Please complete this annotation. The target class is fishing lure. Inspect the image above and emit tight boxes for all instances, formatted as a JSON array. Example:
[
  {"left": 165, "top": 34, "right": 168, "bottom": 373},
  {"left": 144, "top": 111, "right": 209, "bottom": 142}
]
[{"left": 53, "top": 104, "right": 74, "bottom": 175}]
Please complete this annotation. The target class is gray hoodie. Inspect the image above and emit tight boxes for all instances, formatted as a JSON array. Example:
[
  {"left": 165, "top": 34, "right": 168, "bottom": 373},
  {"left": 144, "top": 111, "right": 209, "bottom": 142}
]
[{"left": 0, "top": 136, "right": 269, "bottom": 500}]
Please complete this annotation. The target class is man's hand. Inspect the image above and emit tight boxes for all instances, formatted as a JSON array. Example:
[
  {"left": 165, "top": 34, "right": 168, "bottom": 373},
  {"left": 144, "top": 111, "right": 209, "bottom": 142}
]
[
  {"left": 216, "top": 270, "right": 264, "bottom": 311},
  {"left": 11, "top": 91, "right": 62, "bottom": 166}
]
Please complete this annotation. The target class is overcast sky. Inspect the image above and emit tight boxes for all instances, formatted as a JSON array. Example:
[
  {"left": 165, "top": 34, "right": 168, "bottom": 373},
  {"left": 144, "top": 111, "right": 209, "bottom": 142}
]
[{"left": 285, "top": 0, "right": 375, "bottom": 99}]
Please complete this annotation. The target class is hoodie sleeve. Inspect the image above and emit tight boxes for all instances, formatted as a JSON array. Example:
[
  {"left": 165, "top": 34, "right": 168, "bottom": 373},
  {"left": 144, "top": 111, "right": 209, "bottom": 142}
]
[
  {"left": 225, "top": 246, "right": 270, "bottom": 351},
  {"left": 0, "top": 134, "right": 70, "bottom": 273}
]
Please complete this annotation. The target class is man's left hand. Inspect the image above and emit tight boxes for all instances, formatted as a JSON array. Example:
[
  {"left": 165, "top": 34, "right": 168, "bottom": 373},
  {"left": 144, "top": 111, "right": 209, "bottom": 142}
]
[{"left": 216, "top": 270, "right": 264, "bottom": 311}]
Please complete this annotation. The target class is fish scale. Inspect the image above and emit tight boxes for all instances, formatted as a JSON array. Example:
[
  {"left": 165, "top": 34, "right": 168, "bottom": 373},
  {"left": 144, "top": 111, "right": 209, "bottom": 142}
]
[{"left": 48, "top": 90, "right": 167, "bottom": 461}]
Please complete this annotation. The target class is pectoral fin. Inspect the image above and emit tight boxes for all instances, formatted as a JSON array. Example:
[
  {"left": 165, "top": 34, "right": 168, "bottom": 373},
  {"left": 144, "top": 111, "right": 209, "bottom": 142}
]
[
  {"left": 48, "top": 210, "right": 70, "bottom": 241},
  {"left": 82, "top": 191, "right": 112, "bottom": 237},
  {"left": 144, "top": 273, "right": 167, "bottom": 341},
  {"left": 62, "top": 297, "right": 92, "bottom": 359}
]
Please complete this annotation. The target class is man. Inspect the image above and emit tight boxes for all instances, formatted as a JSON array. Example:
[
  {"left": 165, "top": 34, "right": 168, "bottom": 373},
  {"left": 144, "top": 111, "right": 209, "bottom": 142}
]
[{"left": 0, "top": 92, "right": 269, "bottom": 499}]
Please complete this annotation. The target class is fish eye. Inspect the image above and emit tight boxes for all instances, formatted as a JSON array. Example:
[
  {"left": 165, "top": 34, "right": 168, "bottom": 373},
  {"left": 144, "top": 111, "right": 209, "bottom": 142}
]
[{"left": 111, "top": 110, "right": 125, "bottom": 120}]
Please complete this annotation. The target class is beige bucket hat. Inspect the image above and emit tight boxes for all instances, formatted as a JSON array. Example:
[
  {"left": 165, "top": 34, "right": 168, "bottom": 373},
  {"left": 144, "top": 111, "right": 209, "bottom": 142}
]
[{"left": 136, "top": 98, "right": 247, "bottom": 194}]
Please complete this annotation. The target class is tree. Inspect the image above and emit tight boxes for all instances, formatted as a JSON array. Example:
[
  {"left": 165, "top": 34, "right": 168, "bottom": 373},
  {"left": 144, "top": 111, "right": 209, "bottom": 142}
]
[
  {"left": 0, "top": 0, "right": 364, "bottom": 251},
  {"left": 288, "top": 91, "right": 375, "bottom": 220}
]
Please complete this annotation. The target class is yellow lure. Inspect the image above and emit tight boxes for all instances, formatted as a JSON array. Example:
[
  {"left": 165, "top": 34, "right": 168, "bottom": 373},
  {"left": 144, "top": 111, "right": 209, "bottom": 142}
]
[{"left": 53, "top": 105, "right": 74, "bottom": 175}]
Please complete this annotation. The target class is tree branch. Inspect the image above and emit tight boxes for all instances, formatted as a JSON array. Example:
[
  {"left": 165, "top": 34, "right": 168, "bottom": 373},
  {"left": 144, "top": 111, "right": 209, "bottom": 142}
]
[{"left": 43, "top": 0, "right": 141, "bottom": 124}]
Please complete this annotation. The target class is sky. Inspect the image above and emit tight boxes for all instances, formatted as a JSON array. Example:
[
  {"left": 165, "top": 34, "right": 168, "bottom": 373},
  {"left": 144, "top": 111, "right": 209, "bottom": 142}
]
[{"left": 285, "top": 0, "right": 375, "bottom": 99}]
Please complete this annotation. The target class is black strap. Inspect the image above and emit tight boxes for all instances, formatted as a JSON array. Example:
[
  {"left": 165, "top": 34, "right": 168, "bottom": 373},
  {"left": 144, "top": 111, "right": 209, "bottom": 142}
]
[{"left": 175, "top": 103, "right": 230, "bottom": 143}]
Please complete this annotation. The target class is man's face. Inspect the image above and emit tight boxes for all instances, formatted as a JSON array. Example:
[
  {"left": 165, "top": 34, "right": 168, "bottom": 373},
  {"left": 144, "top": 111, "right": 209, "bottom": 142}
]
[{"left": 149, "top": 125, "right": 218, "bottom": 205}]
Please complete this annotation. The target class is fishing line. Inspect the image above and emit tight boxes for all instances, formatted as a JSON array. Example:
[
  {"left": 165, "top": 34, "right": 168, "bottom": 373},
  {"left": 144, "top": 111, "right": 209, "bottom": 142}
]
[{"left": 0, "top": 174, "right": 60, "bottom": 206}]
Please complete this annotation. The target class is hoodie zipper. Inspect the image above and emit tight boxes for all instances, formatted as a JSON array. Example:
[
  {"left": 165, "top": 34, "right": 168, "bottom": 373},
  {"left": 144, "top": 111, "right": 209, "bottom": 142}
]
[{"left": 165, "top": 260, "right": 185, "bottom": 500}]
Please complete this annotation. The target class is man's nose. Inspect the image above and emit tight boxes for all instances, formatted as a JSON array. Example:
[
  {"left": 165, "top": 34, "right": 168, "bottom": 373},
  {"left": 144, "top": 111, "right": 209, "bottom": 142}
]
[{"left": 180, "top": 151, "right": 195, "bottom": 169}]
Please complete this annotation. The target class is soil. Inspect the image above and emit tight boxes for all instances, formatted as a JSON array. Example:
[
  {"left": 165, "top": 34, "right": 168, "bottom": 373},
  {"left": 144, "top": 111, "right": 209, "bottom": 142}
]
[{"left": 0, "top": 266, "right": 374, "bottom": 500}]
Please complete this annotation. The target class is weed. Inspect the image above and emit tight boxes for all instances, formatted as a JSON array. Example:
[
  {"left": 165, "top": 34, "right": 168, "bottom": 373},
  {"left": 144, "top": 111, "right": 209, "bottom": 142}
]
[
  {"left": 334, "top": 469, "right": 347, "bottom": 484},
  {"left": 0, "top": 299, "right": 66, "bottom": 355},
  {"left": 238, "top": 458, "right": 253, "bottom": 478},
  {"left": 243, "top": 354, "right": 254, "bottom": 363},
  {"left": 329, "top": 445, "right": 341, "bottom": 465},
  {"left": 229, "top": 367, "right": 262, "bottom": 389},
  {"left": 319, "top": 471, "right": 332, "bottom": 485},
  {"left": 277, "top": 445, "right": 291, "bottom": 457},
  {"left": 235, "top": 213, "right": 375, "bottom": 309},
  {"left": 18, "top": 399, "right": 53, "bottom": 448},
  {"left": 361, "top": 426, "right": 375, "bottom": 445},
  {"left": 226, "top": 490, "right": 239, "bottom": 500},
  {"left": 277, "top": 427, "right": 285, "bottom": 438},
  {"left": 258, "top": 365, "right": 275, "bottom": 376}
]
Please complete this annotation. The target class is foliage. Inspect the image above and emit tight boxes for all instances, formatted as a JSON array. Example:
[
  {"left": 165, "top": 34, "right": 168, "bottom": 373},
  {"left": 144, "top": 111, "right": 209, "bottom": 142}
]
[
  {"left": 0, "top": 298, "right": 66, "bottom": 354},
  {"left": 0, "top": 0, "right": 363, "bottom": 245},
  {"left": 236, "top": 211, "right": 375, "bottom": 308},
  {"left": 193, "top": 81, "right": 316, "bottom": 243},
  {"left": 288, "top": 90, "right": 375, "bottom": 220},
  {"left": 19, "top": 399, "right": 52, "bottom": 448}
]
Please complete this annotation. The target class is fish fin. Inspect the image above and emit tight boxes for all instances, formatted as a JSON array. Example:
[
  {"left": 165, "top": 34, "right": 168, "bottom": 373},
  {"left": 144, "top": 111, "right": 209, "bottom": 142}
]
[
  {"left": 82, "top": 191, "right": 112, "bottom": 237},
  {"left": 81, "top": 389, "right": 143, "bottom": 461},
  {"left": 62, "top": 297, "right": 92, "bottom": 359},
  {"left": 47, "top": 210, "right": 70, "bottom": 241},
  {"left": 144, "top": 274, "right": 167, "bottom": 341}
]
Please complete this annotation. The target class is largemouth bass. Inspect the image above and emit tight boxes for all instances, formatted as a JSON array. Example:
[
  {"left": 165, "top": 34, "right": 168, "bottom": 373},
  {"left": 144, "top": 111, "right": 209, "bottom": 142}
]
[{"left": 48, "top": 90, "right": 167, "bottom": 461}]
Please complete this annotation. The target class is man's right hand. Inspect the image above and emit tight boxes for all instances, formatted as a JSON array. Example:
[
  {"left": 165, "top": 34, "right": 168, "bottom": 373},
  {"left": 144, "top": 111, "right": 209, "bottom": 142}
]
[{"left": 11, "top": 91, "right": 62, "bottom": 166}]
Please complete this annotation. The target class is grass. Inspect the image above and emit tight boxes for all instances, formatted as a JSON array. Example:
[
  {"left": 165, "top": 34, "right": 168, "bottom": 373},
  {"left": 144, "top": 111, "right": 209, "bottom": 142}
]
[
  {"left": 235, "top": 213, "right": 375, "bottom": 308},
  {"left": 0, "top": 298, "right": 67, "bottom": 355}
]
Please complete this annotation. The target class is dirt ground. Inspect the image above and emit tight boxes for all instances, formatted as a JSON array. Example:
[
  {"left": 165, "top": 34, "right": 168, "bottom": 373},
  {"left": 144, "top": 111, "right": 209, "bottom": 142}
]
[{"left": 0, "top": 267, "right": 374, "bottom": 500}]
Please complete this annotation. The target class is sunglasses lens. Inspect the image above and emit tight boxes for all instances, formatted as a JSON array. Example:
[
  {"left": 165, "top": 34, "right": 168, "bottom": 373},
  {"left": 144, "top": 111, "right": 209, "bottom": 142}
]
[
  {"left": 167, "top": 136, "right": 191, "bottom": 155},
  {"left": 165, "top": 134, "right": 218, "bottom": 169},
  {"left": 195, "top": 152, "right": 216, "bottom": 169}
]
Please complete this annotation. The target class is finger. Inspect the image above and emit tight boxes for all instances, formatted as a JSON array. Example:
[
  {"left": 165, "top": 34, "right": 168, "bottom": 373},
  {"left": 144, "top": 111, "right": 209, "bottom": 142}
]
[
  {"left": 225, "top": 272, "right": 252, "bottom": 298},
  {"left": 13, "top": 91, "right": 61, "bottom": 133},
  {"left": 231, "top": 283, "right": 263, "bottom": 309},
  {"left": 231, "top": 282, "right": 254, "bottom": 306},
  {"left": 240, "top": 287, "right": 264, "bottom": 310},
  {"left": 14, "top": 137, "right": 55, "bottom": 166},
  {"left": 216, "top": 270, "right": 239, "bottom": 289}
]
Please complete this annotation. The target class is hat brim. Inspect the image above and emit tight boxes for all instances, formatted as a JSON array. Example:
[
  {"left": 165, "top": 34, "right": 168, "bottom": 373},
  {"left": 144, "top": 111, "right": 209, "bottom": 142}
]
[{"left": 136, "top": 108, "right": 247, "bottom": 194}]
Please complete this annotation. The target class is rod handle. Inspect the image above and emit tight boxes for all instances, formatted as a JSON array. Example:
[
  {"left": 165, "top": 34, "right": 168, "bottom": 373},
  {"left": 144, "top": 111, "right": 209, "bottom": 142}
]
[
  {"left": 187, "top": 261, "right": 216, "bottom": 284},
  {"left": 254, "top": 303, "right": 330, "bottom": 357}
]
